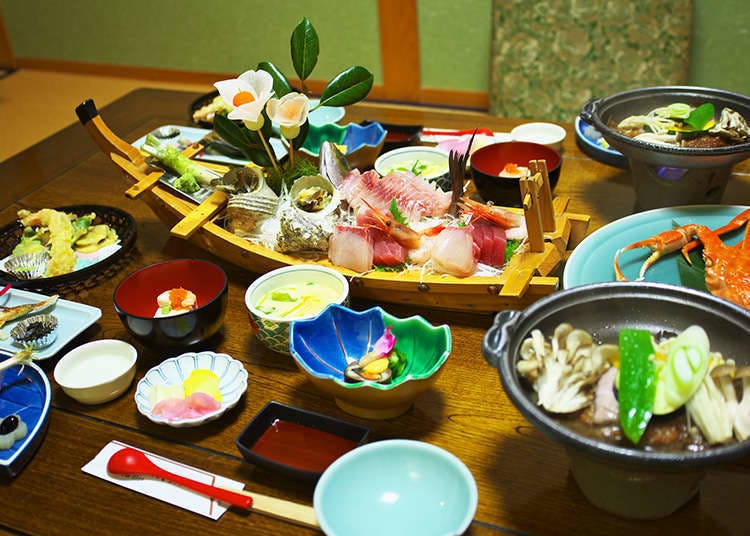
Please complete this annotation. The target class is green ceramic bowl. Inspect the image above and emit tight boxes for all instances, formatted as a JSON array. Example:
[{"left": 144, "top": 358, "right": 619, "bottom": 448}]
[
  {"left": 299, "top": 122, "right": 386, "bottom": 170},
  {"left": 289, "top": 304, "right": 452, "bottom": 419}
]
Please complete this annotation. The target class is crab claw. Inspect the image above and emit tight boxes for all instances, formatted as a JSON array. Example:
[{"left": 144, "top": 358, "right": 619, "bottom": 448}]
[
  {"left": 681, "top": 207, "right": 750, "bottom": 260},
  {"left": 614, "top": 227, "right": 697, "bottom": 281}
]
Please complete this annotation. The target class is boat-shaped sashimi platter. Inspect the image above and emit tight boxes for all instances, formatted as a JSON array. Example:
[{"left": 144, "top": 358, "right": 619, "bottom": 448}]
[{"left": 76, "top": 99, "right": 589, "bottom": 313}]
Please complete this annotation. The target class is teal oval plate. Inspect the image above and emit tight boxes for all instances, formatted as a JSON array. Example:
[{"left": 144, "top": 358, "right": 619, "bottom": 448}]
[{"left": 563, "top": 205, "right": 749, "bottom": 289}]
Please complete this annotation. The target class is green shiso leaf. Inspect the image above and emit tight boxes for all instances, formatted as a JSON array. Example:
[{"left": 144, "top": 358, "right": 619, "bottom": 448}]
[
  {"left": 319, "top": 66, "right": 374, "bottom": 107},
  {"left": 290, "top": 17, "right": 319, "bottom": 81},
  {"left": 389, "top": 198, "right": 408, "bottom": 225}
]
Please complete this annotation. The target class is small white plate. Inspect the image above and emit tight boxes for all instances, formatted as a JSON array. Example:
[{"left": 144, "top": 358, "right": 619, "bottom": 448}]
[
  {"left": 0, "top": 289, "right": 101, "bottom": 360},
  {"left": 134, "top": 351, "right": 248, "bottom": 428}
]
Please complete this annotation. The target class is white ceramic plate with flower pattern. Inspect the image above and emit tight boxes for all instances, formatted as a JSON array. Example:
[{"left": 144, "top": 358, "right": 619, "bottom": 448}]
[{"left": 134, "top": 351, "right": 248, "bottom": 428}]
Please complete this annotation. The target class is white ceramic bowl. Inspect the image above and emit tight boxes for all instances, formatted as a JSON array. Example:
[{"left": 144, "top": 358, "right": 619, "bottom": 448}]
[
  {"left": 244, "top": 265, "right": 350, "bottom": 354},
  {"left": 374, "top": 146, "right": 450, "bottom": 183},
  {"left": 511, "top": 122, "right": 567, "bottom": 151},
  {"left": 135, "top": 351, "right": 248, "bottom": 428},
  {"left": 54, "top": 339, "right": 138, "bottom": 405}
]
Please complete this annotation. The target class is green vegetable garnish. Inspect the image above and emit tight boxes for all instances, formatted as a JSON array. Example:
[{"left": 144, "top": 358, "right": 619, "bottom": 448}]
[
  {"left": 685, "top": 103, "right": 715, "bottom": 131},
  {"left": 666, "top": 103, "right": 691, "bottom": 119},
  {"left": 173, "top": 172, "right": 201, "bottom": 194},
  {"left": 618, "top": 329, "right": 657, "bottom": 445},
  {"left": 504, "top": 239, "right": 521, "bottom": 264},
  {"left": 389, "top": 198, "right": 408, "bottom": 226},
  {"left": 160, "top": 306, "right": 171, "bottom": 315},
  {"left": 652, "top": 325, "right": 710, "bottom": 415}
]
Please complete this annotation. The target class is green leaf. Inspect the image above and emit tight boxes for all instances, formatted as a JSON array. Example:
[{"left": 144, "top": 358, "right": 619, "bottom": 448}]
[
  {"left": 291, "top": 120, "right": 310, "bottom": 150},
  {"left": 685, "top": 103, "right": 715, "bottom": 131},
  {"left": 290, "top": 17, "right": 319, "bottom": 81},
  {"left": 389, "top": 198, "right": 408, "bottom": 225},
  {"left": 213, "top": 114, "right": 273, "bottom": 166},
  {"left": 319, "top": 66, "right": 374, "bottom": 107},
  {"left": 256, "top": 61, "right": 293, "bottom": 97},
  {"left": 676, "top": 249, "right": 708, "bottom": 292}
]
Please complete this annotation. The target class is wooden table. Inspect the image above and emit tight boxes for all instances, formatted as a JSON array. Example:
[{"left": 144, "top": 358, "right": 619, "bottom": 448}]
[{"left": 1, "top": 88, "right": 749, "bottom": 536}]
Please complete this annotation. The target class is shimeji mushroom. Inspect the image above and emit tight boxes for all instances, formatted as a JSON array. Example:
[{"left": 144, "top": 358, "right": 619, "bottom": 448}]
[
  {"left": 734, "top": 366, "right": 750, "bottom": 440},
  {"left": 517, "top": 323, "right": 616, "bottom": 414}
]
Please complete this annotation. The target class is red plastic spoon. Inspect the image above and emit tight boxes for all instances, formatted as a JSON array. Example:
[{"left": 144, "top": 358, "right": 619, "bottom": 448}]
[{"left": 107, "top": 447, "right": 253, "bottom": 509}]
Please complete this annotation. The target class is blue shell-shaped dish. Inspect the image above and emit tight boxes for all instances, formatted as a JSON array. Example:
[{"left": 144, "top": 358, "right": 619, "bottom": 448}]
[
  {"left": 290, "top": 304, "right": 451, "bottom": 391},
  {"left": 300, "top": 122, "right": 386, "bottom": 170}
]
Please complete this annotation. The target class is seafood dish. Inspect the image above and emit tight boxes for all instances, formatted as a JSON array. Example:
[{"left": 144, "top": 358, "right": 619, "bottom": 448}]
[
  {"left": 613, "top": 102, "right": 750, "bottom": 148},
  {"left": 497, "top": 162, "right": 530, "bottom": 179},
  {"left": 154, "top": 288, "right": 198, "bottom": 318},
  {"left": 0, "top": 294, "right": 58, "bottom": 329},
  {"left": 614, "top": 206, "right": 750, "bottom": 309},
  {"left": 518, "top": 322, "right": 749, "bottom": 451}
]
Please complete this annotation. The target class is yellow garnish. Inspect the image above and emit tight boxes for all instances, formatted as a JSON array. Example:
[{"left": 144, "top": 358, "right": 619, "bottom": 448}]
[
  {"left": 361, "top": 358, "right": 389, "bottom": 375},
  {"left": 183, "top": 369, "right": 222, "bottom": 402}
]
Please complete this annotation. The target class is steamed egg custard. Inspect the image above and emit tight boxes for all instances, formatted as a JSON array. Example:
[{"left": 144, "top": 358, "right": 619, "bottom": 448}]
[
  {"left": 255, "top": 281, "right": 340, "bottom": 319},
  {"left": 387, "top": 158, "right": 448, "bottom": 179}
]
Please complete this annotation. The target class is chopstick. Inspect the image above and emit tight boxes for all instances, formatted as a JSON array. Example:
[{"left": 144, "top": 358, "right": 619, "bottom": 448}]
[
  {"left": 216, "top": 485, "right": 319, "bottom": 529},
  {"left": 422, "top": 128, "right": 494, "bottom": 137}
]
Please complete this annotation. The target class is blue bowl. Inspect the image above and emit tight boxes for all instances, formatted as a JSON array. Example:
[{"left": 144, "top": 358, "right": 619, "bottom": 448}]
[
  {"left": 289, "top": 304, "right": 451, "bottom": 419},
  {"left": 314, "top": 439, "right": 477, "bottom": 536}
]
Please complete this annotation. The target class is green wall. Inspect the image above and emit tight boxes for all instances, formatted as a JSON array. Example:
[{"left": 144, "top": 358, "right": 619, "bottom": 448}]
[{"left": 2, "top": 0, "right": 749, "bottom": 100}]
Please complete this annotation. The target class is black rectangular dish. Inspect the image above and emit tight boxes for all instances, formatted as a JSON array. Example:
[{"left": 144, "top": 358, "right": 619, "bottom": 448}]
[{"left": 236, "top": 401, "right": 370, "bottom": 481}]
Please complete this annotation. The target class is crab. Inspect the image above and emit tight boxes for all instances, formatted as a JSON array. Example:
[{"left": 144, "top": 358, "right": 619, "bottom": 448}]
[{"left": 614, "top": 207, "right": 750, "bottom": 309}]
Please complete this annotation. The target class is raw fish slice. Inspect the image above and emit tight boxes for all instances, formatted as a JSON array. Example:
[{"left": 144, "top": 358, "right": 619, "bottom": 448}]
[
  {"left": 431, "top": 226, "right": 478, "bottom": 277},
  {"left": 473, "top": 222, "right": 507, "bottom": 267},
  {"left": 340, "top": 169, "right": 451, "bottom": 221},
  {"left": 371, "top": 230, "right": 408, "bottom": 266},
  {"left": 328, "top": 225, "right": 374, "bottom": 273}
]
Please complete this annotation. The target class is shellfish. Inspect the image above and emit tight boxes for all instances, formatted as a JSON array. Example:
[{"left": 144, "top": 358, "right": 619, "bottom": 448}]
[
  {"left": 225, "top": 168, "right": 280, "bottom": 239},
  {"left": 275, "top": 175, "right": 341, "bottom": 253}
]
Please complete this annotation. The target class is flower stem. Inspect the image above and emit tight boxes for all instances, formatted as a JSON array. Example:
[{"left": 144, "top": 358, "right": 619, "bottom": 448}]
[
  {"left": 258, "top": 130, "right": 280, "bottom": 174},
  {"left": 288, "top": 142, "right": 295, "bottom": 167}
]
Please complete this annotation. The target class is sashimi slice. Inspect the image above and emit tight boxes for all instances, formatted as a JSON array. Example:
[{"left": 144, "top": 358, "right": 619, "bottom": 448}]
[
  {"left": 430, "top": 226, "right": 478, "bottom": 277},
  {"left": 328, "top": 225, "right": 374, "bottom": 273},
  {"left": 340, "top": 169, "right": 451, "bottom": 221},
  {"left": 473, "top": 222, "right": 507, "bottom": 267},
  {"left": 371, "top": 230, "right": 408, "bottom": 266}
]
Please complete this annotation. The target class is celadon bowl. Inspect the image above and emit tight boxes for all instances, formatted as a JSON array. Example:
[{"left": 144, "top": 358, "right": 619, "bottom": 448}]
[
  {"left": 289, "top": 304, "right": 451, "bottom": 419},
  {"left": 314, "top": 439, "right": 477, "bottom": 536},
  {"left": 299, "top": 122, "right": 386, "bottom": 170}
]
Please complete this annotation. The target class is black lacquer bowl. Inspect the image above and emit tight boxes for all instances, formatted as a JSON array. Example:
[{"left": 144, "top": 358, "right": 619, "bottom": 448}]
[{"left": 482, "top": 282, "right": 750, "bottom": 519}]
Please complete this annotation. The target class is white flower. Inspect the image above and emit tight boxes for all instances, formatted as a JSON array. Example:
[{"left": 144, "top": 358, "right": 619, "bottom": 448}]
[
  {"left": 265, "top": 92, "right": 310, "bottom": 139},
  {"left": 214, "top": 69, "right": 274, "bottom": 130}
]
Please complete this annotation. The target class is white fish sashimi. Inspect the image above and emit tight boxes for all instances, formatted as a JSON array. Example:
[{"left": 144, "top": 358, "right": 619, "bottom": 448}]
[
  {"left": 340, "top": 169, "right": 451, "bottom": 222},
  {"left": 430, "top": 226, "right": 478, "bottom": 277},
  {"left": 328, "top": 225, "right": 374, "bottom": 273}
]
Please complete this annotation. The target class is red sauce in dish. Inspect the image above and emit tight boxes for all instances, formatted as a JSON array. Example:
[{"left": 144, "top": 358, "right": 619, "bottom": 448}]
[
  {"left": 386, "top": 131, "right": 415, "bottom": 142},
  {"left": 251, "top": 419, "right": 358, "bottom": 472}
]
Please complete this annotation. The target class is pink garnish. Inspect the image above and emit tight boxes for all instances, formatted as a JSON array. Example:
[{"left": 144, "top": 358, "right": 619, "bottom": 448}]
[{"left": 372, "top": 326, "right": 396, "bottom": 357}]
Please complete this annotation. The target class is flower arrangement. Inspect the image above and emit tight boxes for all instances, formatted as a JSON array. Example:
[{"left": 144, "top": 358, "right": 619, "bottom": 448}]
[{"left": 212, "top": 17, "right": 373, "bottom": 193}]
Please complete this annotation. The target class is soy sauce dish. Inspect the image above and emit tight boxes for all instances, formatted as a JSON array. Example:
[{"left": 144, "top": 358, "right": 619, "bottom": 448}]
[{"left": 235, "top": 401, "right": 370, "bottom": 481}]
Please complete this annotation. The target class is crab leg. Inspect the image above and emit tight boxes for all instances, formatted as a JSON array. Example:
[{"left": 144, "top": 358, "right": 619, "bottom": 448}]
[
  {"left": 614, "top": 225, "right": 700, "bottom": 280},
  {"left": 681, "top": 207, "right": 750, "bottom": 261}
]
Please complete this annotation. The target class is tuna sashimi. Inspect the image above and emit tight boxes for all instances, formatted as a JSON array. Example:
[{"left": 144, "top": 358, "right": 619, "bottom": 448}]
[
  {"left": 371, "top": 230, "right": 408, "bottom": 266},
  {"left": 473, "top": 222, "right": 507, "bottom": 267},
  {"left": 430, "top": 226, "right": 478, "bottom": 277},
  {"left": 340, "top": 169, "right": 452, "bottom": 221},
  {"left": 328, "top": 225, "right": 374, "bottom": 273}
]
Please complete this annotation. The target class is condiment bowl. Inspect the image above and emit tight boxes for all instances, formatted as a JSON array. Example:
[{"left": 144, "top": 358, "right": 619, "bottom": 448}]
[
  {"left": 245, "top": 264, "right": 349, "bottom": 355},
  {"left": 374, "top": 146, "right": 450, "bottom": 190},
  {"left": 470, "top": 141, "right": 562, "bottom": 207},
  {"left": 314, "top": 439, "right": 477, "bottom": 536},
  {"left": 54, "top": 339, "right": 137, "bottom": 405},
  {"left": 235, "top": 401, "right": 370, "bottom": 481},
  {"left": 482, "top": 282, "right": 750, "bottom": 519},
  {"left": 299, "top": 121, "right": 386, "bottom": 170},
  {"left": 511, "top": 121, "right": 567, "bottom": 151},
  {"left": 289, "top": 304, "right": 451, "bottom": 419},
  {"left": 113, "top": 259, "right": 228, "bottom": 348}
]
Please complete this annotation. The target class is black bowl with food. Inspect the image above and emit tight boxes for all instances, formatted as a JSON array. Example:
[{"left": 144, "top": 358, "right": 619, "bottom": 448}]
[
  {"left": 581, "top": 86, "right": 750, "bottom": 209},
  {"left": 113, "top": 259, "right": 228, "bottom": 348},
  {"left": 470, "top": 141, "right": 562, "bottom": 207},
  {"left": 482, "top": 281, "right": 750, "bottom": 519}
]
